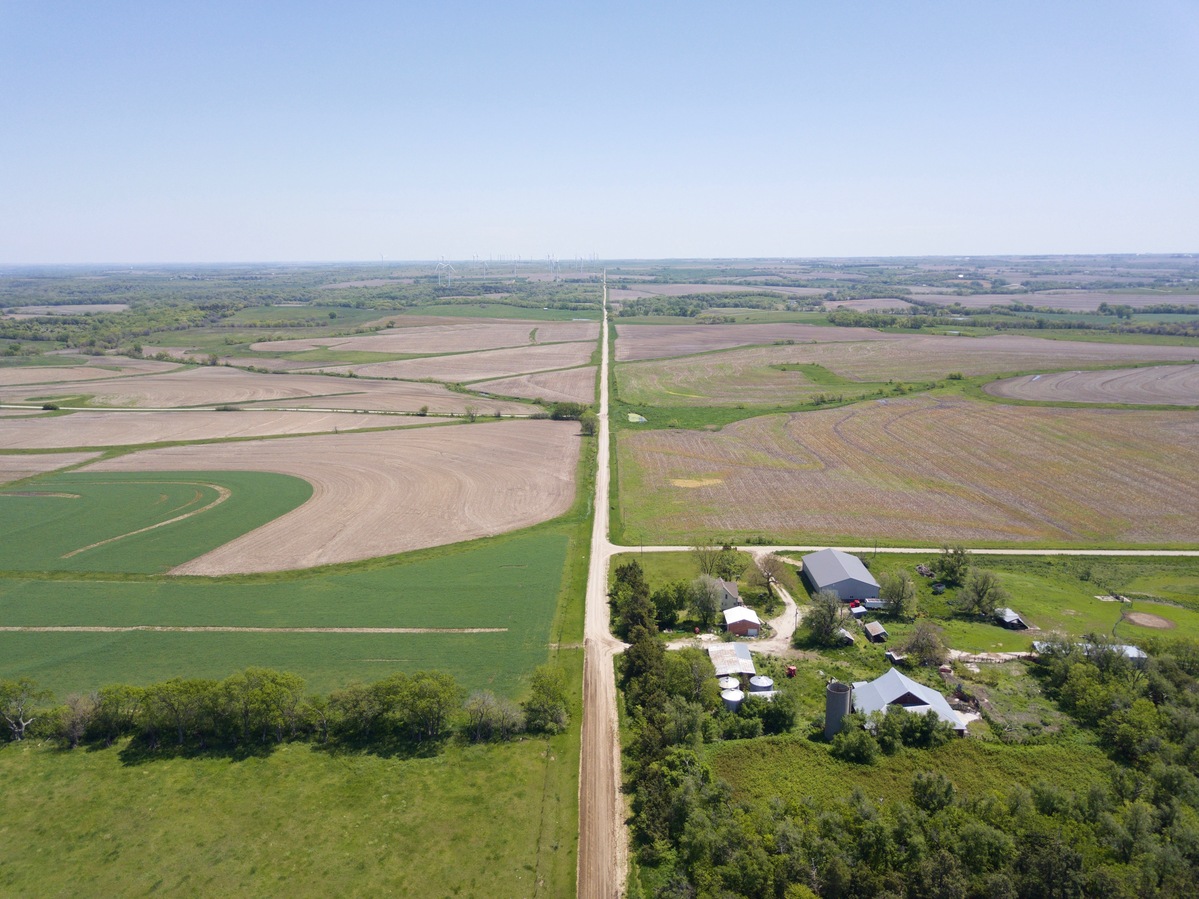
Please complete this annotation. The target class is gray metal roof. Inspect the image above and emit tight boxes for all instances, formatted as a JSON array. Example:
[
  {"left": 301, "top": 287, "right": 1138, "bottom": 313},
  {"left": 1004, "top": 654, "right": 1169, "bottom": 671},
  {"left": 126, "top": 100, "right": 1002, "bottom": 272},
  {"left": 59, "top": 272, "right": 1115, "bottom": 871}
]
[
  {"left": 802, "top": 548, "right": 880, "bottom": 590},
  {"left": 864, "top": 621, "right": 888, "bottom": 638},
  {"left": 996, "top": 608, "right": 1024, "bottom": 625},
  {"left": 708, "top": 642, "right": 756, "bottom": 677},
  {"left": 852, "top": 667, "right": 965, "bottom": 730}
]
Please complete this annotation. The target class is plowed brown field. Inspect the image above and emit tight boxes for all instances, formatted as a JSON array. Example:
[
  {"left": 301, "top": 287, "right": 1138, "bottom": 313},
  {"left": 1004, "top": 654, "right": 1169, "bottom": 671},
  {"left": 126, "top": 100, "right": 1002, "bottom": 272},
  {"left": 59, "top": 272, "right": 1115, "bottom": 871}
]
[
  {"left": 985, "top": 365, "right": 1199, "bottom": 406},
  {"left": 0, "top": 410, "right": 451, "bottom": 449},
  {"left": 0, "top": 358, "right": 180, "bottom": 386},
  {"left": 314, "top": 342, "right": 595, "bottom": 382},
  {"left": 617, "top": 396, "right": 1199, "bottom": 546},
  {"left": 250, "top": 319, "right": 597, "bottom": 355},
  {"left": 474, "top": 366, "right": 597, "bottom": 404},
  {"left": 0, "top": 451, "right": 100, "bottom": 484},
  {"left": 617, "top": 335, "right": 1199, "bottom": 406},
  {"left": 614, "top": 323, "right": 891, "bottom": 361},
  {"left": 0, "top": 366, "right": 529, "bottom": 415},
  {"left": 911, "top": 292, "right": 1199, "bottom": 311},
  {"left": 86, "top": 420, "right": 581, "bottom": 573}
]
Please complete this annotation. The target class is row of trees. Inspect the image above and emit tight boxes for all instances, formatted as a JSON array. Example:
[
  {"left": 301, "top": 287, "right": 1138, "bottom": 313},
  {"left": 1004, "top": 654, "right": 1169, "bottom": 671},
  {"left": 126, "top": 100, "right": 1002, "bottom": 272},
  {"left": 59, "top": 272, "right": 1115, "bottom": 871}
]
[{"left": 0, "top": 665, "right": 570, "bottom": 753}]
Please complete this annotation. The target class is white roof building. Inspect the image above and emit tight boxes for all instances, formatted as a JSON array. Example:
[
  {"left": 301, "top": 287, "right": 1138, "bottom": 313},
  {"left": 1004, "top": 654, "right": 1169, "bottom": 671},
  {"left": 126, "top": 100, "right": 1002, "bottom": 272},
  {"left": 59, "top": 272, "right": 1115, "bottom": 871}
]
[
  {"left": 723, "top": 607, "right": 761, "bottom": 627},
  {"left": 852, "top": 667, "right": 966, "bottom": 732}
]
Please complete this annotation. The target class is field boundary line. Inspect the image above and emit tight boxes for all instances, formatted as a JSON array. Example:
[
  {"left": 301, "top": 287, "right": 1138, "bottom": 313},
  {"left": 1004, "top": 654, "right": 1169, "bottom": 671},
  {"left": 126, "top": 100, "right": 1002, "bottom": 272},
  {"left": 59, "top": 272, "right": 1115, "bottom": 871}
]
[{"left": 0, "top": 625, "right": 509, "bottom": 634}]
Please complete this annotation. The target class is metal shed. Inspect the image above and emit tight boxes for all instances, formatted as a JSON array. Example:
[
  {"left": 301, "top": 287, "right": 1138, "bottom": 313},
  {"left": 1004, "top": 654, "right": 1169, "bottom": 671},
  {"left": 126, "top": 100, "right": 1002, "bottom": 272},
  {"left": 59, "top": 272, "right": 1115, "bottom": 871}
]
[{"left": 801, "top": 548, "right": 880, "bottom": 601}]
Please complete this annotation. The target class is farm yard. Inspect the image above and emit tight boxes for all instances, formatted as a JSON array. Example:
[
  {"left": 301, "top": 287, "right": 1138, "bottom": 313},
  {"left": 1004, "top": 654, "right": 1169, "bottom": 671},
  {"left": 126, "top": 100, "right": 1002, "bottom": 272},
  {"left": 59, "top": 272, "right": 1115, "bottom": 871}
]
[
  {"left": 615, "top": 334, "right": 1199, "bottom": 409},
  {"left": 81, "top": 420, "right": 581, "bottom": 573},
  {"left": 985, "top": 364, "right": 1199, "bottom": 406},
  {"left": 616, "top": 395, "right": 1199, "bottom": 547}
]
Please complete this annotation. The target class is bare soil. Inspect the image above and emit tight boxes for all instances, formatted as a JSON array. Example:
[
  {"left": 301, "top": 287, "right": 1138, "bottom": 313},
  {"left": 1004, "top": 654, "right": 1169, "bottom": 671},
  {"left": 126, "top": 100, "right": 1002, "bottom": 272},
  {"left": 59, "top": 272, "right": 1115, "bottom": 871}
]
[
  {"left": 614, "top": 323, "right": 893, "bottom": 361},
  {"left": 0, "top": 451, "right": 100, "bottom": 485},
  {"left": 911, "top": 291, "right": 1199, "bottom": 311},
  {"left": 251, "top": 319, "right": 597, "bottom": 355},
  {"left": 0, "top": 358, "right": 179, "bottom": 386},
  {"left": 619, "top": 395, "right": 1199, "bottom": 545},
  {"left": 1124, "top": 611, "right": 1176, "bottom": 629},
  {"left": 985, "top": 365, "right": 1199, "bottom": 405},
  {"left": 473, "top": 366, "right": 597, "bottom": 404},
  {"left": 0, "top": 410, "right": 450, "bottom": 449},
  {"left": 86, "top": 420, "right": 581, "bottom": 573},
  {"left": 314, "top": 342, "right": 596, "bottom": 382}
]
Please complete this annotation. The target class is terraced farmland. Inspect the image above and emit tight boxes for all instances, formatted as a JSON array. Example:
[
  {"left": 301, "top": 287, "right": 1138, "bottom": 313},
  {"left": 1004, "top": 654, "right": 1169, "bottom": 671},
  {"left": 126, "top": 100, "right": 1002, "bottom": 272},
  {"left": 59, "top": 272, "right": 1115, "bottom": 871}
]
[
  {"left": 986, "top": 364, "right": 1199, "bottom": 406},
  {"left": 616, "top": 395, "right": 1199, "bottom": 546}
]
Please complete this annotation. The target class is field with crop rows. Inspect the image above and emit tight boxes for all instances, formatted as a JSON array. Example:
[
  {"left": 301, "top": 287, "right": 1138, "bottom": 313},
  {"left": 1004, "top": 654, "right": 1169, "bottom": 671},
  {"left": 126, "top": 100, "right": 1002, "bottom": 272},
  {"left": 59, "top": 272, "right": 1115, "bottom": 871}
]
[
  {"left": 616, "top": 396, "right": 1199, "bottom": 547},
  {"left": 986, "top": 364, "right": 1199, "bottom": 406},
  {"left": 616, "top": 335, "right": 1199, "bottom": 408}
]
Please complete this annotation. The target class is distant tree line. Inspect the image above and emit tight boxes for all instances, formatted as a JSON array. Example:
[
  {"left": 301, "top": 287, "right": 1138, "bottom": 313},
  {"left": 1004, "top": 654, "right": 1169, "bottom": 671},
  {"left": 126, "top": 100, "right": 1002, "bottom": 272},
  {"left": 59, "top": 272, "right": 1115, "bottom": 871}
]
[{"left": 0, "top": 665, "right": 570, "bottom": 755}]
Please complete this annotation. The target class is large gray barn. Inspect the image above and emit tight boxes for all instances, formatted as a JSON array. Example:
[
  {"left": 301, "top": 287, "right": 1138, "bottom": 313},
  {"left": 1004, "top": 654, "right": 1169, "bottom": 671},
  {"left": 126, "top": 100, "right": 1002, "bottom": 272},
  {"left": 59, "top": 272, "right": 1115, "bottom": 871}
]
[{"left": 801, "top": 548, "right": 880, "bottom": 601}]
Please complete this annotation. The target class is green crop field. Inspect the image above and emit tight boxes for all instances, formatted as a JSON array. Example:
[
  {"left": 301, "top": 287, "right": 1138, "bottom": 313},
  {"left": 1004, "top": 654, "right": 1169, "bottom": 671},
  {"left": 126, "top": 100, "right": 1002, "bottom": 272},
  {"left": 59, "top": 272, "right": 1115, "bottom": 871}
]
[
  {"left": 0, "top": 648, "right": 583, "bottom": 898},
  {"left": 0, "top": 471, "right": 312, "bottom": 574},
  {"left": 224, "top": 305, "right": 392, "bottom": 327},
  {"left": 0, "top": 528, "right": 572, "bottom": 697},
  {"left": 415, "top": 303, "right": 601, "bottom": 321}
]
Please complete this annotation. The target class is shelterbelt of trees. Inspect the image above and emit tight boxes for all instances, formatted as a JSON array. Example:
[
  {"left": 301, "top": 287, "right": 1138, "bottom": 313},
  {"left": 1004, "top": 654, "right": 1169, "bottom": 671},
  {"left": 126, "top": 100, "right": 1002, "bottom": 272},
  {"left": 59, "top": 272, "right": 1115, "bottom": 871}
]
[
  {"left": 0, "top": 666, "right": 570, "bottom": 755},
  {"left": 616, "top": 551, "right": 1199, "bottom": 899}
]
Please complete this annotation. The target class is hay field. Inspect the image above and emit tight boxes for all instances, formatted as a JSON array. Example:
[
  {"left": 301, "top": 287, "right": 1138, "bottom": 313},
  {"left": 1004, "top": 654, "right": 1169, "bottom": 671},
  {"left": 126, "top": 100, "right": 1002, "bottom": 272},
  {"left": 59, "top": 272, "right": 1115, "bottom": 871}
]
[
  {"left": 0, "top": 358, "right": 179, "bottom": 386},
  {"left": 314, "top": 341, "right": 595, "bottom": 382},
  {"left": 250, "top": 318, "right": 597, "bottom": 355},
  {"left": 617, "top": 335, "right": 1199, "bottom": 406},
  {"left": 474, "top": 366, "right": 597, "bottom": 404},
  {"left": 614, "top": 322, "right": 890, "bottom": 361},
  {"left": 0, "top": 451, "right": 99, "bottom": 484},
  {"left": 0, "top": 410, "right": 450, "bottom": 449},
  {"left": 617, "top": 396, "right": 1199, "bottom": 546},
  {"left": 986, "top": 364, "right": 1199, "bottom": 405},
  {"left": 0, "top": 366, "right": 530, "bottom": 415},
  {"left": 87, "top": 420, "right": 581, "bottom": 573}
]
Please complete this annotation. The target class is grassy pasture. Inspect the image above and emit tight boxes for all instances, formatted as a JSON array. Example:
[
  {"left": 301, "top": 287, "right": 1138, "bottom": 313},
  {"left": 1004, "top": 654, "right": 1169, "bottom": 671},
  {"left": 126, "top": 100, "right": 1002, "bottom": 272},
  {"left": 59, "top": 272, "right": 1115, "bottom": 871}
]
[
  {"left": 415, "top": 303, "right": 601, "bottom": 321},
  {"left": 0, "top": 529, "right": 570, "bottom": 697},
  {"left": 709, "top": 733, "right": 1112, "bottom": 807},
  {"left": 0, "top": 471, "right": 311, "bottom": 573},
  {"left": 0, "top": 649, "right": 582, "bottom": 898},
  {"left": 615, "top": 396, "right": 1199, "bottom": 548}
]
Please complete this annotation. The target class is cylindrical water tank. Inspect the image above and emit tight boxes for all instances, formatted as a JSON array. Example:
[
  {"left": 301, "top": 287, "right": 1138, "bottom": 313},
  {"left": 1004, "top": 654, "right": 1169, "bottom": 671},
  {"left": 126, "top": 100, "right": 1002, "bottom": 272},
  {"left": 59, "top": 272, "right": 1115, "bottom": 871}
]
[
  {"left": 825, "top": 680, "right": 853, "bottom": 741},
  {"left": 717, "top": 676, "right": 739, "bottom": 691},
  {"left": 721, "top": 689, "right": 744, "bottom": 712},
  {"left": 749, "top": 675, "right": 774, "bottom": 693}
]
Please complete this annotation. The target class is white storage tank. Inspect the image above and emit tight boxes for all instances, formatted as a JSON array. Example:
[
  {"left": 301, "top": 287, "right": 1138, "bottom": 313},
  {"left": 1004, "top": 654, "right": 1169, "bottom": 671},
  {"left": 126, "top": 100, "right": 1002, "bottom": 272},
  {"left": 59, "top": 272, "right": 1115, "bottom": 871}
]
[
  {"left": 717, "top": 676, "right": 740, "bottom": 691},
  {"left": 749, "top": 676, "right": 774, "bottom": 693},
  {"left": 721, "top": 689, "right": 744, "bottom": 712}
]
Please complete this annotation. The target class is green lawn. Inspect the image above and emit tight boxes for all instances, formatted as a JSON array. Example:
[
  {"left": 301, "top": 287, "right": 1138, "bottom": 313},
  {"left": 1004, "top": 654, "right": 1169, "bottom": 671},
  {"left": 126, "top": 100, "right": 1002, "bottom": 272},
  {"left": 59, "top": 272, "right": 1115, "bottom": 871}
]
[
  {"left": 0, "top": 471, "right": 312, "bottom": 574},
  {"left": 0, "top": 649, "right": 583, "bottom": 899}
]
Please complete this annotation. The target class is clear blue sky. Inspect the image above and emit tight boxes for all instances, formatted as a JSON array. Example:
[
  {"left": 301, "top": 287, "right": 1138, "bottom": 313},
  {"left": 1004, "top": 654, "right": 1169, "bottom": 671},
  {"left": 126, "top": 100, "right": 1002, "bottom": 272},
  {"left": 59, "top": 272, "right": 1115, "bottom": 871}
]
[{"left": 2, "top": 1, "right": 1197, "bottom": 262}]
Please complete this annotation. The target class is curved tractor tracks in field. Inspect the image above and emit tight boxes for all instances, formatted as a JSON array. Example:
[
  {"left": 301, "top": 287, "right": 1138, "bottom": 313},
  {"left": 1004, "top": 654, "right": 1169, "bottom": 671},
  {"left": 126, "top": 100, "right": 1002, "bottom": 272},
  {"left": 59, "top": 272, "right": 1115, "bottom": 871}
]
[{"left": 575, "top": 288, "right": 1199, "bottom": 898}]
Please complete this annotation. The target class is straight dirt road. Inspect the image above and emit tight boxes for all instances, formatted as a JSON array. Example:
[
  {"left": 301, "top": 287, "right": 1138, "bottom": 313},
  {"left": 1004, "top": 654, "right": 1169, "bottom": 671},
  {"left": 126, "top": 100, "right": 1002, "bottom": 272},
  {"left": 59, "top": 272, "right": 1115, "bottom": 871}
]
[{"left": 578, "top": 277, "right": 626, "bottom": 898}]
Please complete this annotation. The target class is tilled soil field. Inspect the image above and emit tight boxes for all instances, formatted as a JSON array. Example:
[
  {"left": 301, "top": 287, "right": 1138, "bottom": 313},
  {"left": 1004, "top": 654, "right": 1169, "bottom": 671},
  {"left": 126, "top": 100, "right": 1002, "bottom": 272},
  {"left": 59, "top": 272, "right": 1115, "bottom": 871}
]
[
  {"left": 617, "top": 396, "right": 1199, "bottom": 546},
  {"left": 985, "top": 365, "right": 1199, "bottom": 405},
  {"left": 250, "top": 318, "right": 598, "bottom": 355},
  {"left": 86, "top": 420, "right": 581, "bottom": 573},
  {"left": 617, "top": 335, "right": 1199, "bottom": 406},
  {"left": 0, "top": 451, "right": 100, "bottom": 484},
  {"left": 314, "top": 341, "right": 596, "bottom": 382},
  {"left": 911, "top": 291, "right": 1199, "bottom": 311},
  {"left": 0, "top": 410, "right": 451, "bottom": 449},
  {"left": 614, "top": 323, "right": 892, "bottom": 362},
  {"left": 0, "top": 366, "right": 529, "bottom": 415},
  {"left": 0, "top": 358, "right": 180, "bottom": 386},
  {"left": 474, "top": 366, "right": 597, "bottom": 404}
]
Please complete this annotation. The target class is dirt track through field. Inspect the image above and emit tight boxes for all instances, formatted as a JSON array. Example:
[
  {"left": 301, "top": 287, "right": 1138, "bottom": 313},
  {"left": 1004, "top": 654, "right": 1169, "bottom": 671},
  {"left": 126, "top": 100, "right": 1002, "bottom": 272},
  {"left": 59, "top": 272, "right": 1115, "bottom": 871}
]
[
  {"left": 0, "top": 625, "right": 508, "bottom": 634},
  {"left": 61, "top": 482, "right": 231, "bottom": 558}
]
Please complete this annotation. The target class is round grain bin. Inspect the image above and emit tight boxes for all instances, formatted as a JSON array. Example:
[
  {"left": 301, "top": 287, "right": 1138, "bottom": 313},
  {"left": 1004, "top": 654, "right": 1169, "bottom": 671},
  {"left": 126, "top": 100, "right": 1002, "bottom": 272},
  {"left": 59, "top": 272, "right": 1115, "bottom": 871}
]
[
  {"left": 749, "top": 676, "right": 774, "bottom": 693},
  {"left": 824, "top": 680, "right": 853, "bottom": 741},
  {"left": 721, "top": 689, "right": 744, "bottom": 712},
  {"left": 717, "top": 676, "right": 739, "bottom": 691}
]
